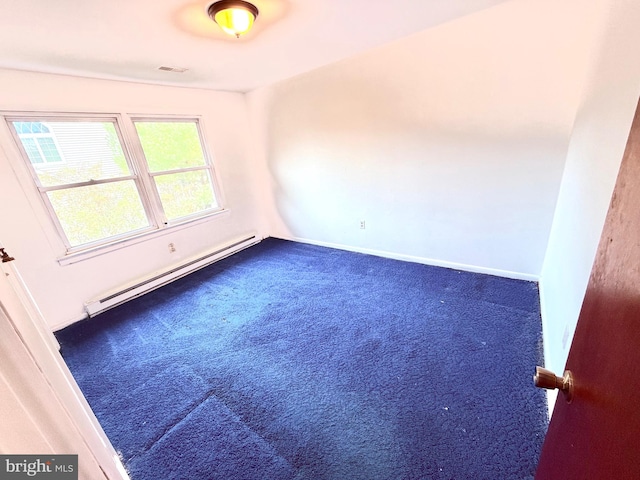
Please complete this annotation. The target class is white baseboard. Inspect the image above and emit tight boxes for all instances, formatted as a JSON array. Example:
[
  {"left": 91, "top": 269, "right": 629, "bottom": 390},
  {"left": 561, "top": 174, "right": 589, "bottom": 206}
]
[
  {"left": 537, "top": 277, "right": 557, "bottom": 420},
  {"left": 84, "top": 233, "right": 260, "bottom": 318},
  {"left": 52, "top": 313, "right": 89, "bottom": 333},
  {"left": 274, "top": 235, "right": 540, "bottom": 282},
  {"left": 53, "top": 233, "right": 261, "bottom": 331}
]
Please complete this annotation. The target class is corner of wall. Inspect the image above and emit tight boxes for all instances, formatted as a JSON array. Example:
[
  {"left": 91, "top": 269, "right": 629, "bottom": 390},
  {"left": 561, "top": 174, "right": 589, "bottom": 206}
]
[{"left": 537, "top": 0, "right": 640, "bottom": 391}]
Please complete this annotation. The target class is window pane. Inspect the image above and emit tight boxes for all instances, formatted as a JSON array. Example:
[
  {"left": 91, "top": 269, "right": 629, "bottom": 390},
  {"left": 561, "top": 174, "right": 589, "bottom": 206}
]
[
  {"left": 12, "top": 121, "right": 131, "bottom": 187},
  {"left": 14, "top": 121, "right": 50, "bottom": 134},
  {"left": 47, "top": 181, "right": 150, "bottom": 247},
  {"left": 21, "top": 137, "right": 44, "bottom": 164},
  {"left": 37, "top": 137, "right": 63, "bottom": 162},
  {"left": 154, "top": 170, "right": 217, "bottom": 221},
  {"left": 135, "top": 122, "right": 206, "bottom": 172}
]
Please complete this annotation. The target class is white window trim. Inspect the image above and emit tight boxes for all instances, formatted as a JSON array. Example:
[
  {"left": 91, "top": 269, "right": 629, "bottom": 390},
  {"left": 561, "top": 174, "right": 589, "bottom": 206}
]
[
  {"left": 57, "top": 207, "right": 230, "bottom": 266},
  {"left": 125, "top": 115, "right": 226, "bottom": 227},
  {"left": 3, "top": 112, "right": 227, "bottom": 262}
]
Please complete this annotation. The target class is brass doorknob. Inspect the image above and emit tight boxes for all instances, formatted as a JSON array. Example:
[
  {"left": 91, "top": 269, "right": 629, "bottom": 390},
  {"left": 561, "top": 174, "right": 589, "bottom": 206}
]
[{"left": 534, "top": 366, "right": 574, "bottom": 403}]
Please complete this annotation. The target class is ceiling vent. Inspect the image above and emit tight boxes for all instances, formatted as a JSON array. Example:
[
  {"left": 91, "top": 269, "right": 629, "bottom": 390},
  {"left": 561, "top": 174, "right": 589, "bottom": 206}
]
[{"left": 158, "top": 66, "right": 189, "bottom": 73}]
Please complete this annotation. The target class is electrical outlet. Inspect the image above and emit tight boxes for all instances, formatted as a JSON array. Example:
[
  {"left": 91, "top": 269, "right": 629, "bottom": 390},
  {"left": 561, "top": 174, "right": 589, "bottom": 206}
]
[
  {"left": 360, "top": 220, "right": 366, "bottom": 229},
  {"left": 168, "top": 243, "right": 176, "bottom": 253}
]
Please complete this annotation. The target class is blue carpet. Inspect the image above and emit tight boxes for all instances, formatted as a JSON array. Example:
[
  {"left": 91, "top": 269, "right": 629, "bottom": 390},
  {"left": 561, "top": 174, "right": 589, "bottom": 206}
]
[{"left": 56, "top": 238, "right": 548, "bottom": 479}]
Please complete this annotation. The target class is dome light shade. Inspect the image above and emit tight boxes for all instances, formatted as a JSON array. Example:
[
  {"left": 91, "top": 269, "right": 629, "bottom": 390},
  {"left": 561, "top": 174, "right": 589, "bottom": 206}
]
[{"left": 208, "top": 0, "right": 259, "bottom": 38}]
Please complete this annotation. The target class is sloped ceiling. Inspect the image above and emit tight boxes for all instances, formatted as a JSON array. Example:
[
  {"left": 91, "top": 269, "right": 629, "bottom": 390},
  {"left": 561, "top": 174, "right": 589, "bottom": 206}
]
[{"left": 0, "top": 0, "right": 512, "bottom": 92}]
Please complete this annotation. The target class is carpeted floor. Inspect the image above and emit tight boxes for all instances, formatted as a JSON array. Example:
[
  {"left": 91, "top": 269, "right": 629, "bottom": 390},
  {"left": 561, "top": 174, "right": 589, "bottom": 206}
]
[{"left": 56, "top": 238, "right": 548, "bottom": 479}]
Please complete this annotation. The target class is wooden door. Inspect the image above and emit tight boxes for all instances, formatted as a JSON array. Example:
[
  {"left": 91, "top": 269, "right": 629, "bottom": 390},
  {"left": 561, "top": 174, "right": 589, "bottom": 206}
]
[{"left": 535, "top": 99, "right": 640, "bottom": 478}]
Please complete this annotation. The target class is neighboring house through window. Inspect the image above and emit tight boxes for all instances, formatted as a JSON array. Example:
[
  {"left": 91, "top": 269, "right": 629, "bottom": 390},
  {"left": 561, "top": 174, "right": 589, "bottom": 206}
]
[{"left": 14, "top": 121, "right": 64, "bottom": 164}]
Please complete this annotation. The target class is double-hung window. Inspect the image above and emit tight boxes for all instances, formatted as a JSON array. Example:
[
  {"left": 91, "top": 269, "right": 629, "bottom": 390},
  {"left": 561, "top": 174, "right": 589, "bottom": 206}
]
[
  {"left": 6, "top": 114, "right": 223, "bottom": 253},
  {"left": 133, "top": 120, "right": 219, "bottom": 223}
]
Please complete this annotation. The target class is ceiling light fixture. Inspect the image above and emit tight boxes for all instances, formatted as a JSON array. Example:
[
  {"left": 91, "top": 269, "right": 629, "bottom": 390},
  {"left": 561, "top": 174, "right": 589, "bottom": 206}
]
[{"left": 207, "top": 0, "right": 259, "bottom": 38}]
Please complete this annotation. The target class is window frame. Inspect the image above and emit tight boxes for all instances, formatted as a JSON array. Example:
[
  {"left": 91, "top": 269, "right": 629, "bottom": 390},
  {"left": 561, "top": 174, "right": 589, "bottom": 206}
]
[
  {"left": 128, "top": 116, "right": 225, "bottom": 227},
  {"left": 4, "top": 112, "right": 226, "bottom": 258}
]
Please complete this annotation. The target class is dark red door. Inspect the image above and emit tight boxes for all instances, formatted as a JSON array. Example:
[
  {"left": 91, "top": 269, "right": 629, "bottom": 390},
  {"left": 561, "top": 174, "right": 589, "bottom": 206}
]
[{"left": 535, "top": 99, "right": 640, "bottom": 478}]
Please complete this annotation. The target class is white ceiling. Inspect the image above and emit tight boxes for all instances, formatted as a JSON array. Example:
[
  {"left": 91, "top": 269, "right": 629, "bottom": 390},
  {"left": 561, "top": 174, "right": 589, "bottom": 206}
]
[{"left": 0, "top": 0, "right": 512, "bottom": 93}]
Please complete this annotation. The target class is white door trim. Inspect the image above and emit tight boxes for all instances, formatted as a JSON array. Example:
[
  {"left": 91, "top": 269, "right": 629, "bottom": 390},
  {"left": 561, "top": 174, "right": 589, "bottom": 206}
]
[{"left": 0, "top": 252, "right": 129, "bottom": 479}]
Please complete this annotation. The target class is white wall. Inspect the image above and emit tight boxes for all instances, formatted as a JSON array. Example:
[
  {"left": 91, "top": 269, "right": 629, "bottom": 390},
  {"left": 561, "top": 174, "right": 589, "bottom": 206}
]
[
  {"left": 0, "top": 69, "right": 267, "bottom": 329},
  {"left": 247, "top": 0, "right": 600, "bottom": 278},
  {"left": 539, "top": 0, "right": 640, "bottom": 375}
]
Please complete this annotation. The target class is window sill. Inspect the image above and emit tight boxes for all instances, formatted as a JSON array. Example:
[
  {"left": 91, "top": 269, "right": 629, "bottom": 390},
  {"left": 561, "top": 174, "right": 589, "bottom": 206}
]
[{"left": 57, "top": 208, "right": 230, "bottom": 266}]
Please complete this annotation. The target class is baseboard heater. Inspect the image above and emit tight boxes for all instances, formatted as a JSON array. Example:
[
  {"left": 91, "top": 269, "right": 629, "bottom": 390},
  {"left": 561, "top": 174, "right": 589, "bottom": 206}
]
[{"left": 84, "top": 234, "right": 260, "bottom": 318}]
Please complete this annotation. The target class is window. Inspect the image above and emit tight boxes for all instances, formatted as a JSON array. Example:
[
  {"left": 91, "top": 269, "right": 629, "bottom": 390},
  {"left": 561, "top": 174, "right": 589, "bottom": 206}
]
[
  {"left": 6, "top": 115, "right": 223, "bottom": 252},
  {"left": 133, "top": 121, "right": 218, "bottom": 222}
]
